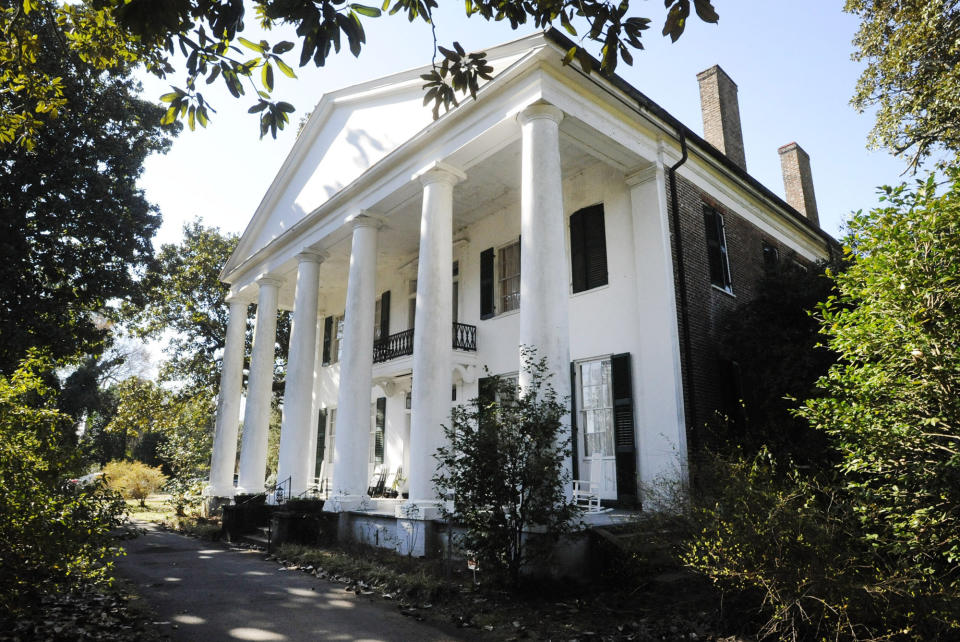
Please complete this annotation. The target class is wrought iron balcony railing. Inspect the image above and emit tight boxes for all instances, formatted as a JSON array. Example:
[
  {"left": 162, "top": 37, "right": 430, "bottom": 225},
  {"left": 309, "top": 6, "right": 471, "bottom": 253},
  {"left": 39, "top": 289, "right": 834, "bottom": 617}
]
[{"left": 372, "top": 322, "right": 477, "bottom": 364}]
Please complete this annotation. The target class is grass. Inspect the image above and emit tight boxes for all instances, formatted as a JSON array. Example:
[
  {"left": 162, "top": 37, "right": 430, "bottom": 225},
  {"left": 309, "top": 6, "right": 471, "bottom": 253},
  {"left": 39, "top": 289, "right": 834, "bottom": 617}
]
[{"left": 124, "top": 494, "right": 222, "bottom": 541}]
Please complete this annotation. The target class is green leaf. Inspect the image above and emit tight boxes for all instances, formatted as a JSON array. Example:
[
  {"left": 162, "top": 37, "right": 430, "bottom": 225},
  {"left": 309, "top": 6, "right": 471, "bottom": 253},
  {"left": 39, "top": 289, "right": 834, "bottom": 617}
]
[
  {"left": 350, "top": 4, "right": 382, "bottom": 17},
  {"left": 275, "top": 58, "right": 296, "bottom": 79},
  {"left": 237, "top": 37, "right": 265, "bottom": 53},
  {"left": 262, "top": 63, "right": 274, "bottom": 92}
]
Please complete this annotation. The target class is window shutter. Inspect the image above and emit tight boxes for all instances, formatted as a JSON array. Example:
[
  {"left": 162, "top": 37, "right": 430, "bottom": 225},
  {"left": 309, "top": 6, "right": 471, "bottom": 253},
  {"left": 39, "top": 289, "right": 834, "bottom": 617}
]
[
  {"left": 480, "top": 247, "right": 495, "bottom": 319},
  {"left": 478, "top": 376, "right": 496, "bottom": 406},
  {"left": 570, "top": 361, "right": 579, "bottom": 480},
  {"left": 570, "top": 210, "right": 587, "bottom": 293},
  {"left": 610, "top": 353, "right": 637, "bottom": 504},
  {"left": 379, "top": 290, "right": 391, "bottom": 341},
  {"left": 374, "top": 397, "right": 386, "bottom": 464},
  {"left": 584, "top": 205, "right": 608, "bottom": 289},
  {"left": 315, "top": 409, "right": 327, "bottom": 478},
  {"left": 321, "top": 315, "right": 333, "bottom": 365},
  {"left": 704, "top": 207, "right": 731, "bottom": 289}
]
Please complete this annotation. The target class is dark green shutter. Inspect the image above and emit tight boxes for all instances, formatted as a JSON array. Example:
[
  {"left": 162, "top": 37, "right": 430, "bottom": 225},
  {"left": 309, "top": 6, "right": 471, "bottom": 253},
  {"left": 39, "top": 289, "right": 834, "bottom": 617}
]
[
  {"left": 610, "top": 353, "right": 637, "bottom": 504},
  {"left": 379, "top": 290, "right": 391, "bottom": 341},
  {"left": 570, "top": 204, "right": 608, "bottom": 293},
  {"left": 321, "top": 315, "right": 333, "bottom": 365},
  {"left": 570, "top": 361, "right": 579, "bottom": 480},
  {"left": 315, "top": 409, "right": 327, "bottom": 478},
  {"left": 480, "top": 247, "right": 494, "bottom": 319},
  {"left": 570, "top": 211, "right": 587, "bottom": 293},
  {"left": 374, "top": 397, "right": 386, "bottom": 464},
  {"left": 478, "top": 376, "right": 496, "bottom": 406}
]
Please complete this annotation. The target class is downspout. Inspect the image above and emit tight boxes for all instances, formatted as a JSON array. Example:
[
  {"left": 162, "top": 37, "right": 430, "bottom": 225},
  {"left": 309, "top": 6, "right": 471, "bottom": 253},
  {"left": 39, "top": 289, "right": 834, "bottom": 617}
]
[{"left": 668, "top": 131, "right": 697, "bottom": 434}]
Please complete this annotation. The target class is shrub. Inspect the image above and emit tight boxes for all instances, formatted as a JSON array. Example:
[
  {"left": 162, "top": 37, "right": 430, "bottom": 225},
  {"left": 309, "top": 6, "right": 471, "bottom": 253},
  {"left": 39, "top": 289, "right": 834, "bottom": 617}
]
[
  {"left": 0, "top": 355, "right": 126, "bottom": 616},
  {"left": 103, "top": 460, "right": 167, "bottom": 507},
  {"left": 434, "top": 347, "right": 580, "bottom": 586}
]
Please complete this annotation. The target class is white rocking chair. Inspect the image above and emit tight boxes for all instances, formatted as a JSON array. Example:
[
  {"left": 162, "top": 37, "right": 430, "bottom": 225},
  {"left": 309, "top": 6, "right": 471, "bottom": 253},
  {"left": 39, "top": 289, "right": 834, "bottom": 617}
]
[{"left": 572, "top": 456, "right": 610, "bottom": 513}]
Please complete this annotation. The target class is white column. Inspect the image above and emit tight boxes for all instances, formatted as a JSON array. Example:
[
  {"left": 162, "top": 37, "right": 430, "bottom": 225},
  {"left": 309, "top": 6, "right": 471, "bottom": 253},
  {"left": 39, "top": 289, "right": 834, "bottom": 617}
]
[
  {"left": 626, "top": 162, "right": 688, "bottom": 492},
  {"left": 407, "top": 162, "right": 466, "bottom": 508},
  {"left": 326, "top": 215, "right": 380, "bottom": 510},
  {"left": 205, "top": 297, "right": 248, "bottom": 497},
  {"left": 517, "top": 104, "right": 571, "bottom": 398},
  {"left": 276, "top": 252, "right": 324, "bottom": 496},
  {"left": 516, "top": 103, "right": 573, "bottom": 490},
  {"left": 235, "top": 276, "right": 282, "bottom": 495},
  {"left": 305, "top": 310, "right": 326, "bottom": 487}
]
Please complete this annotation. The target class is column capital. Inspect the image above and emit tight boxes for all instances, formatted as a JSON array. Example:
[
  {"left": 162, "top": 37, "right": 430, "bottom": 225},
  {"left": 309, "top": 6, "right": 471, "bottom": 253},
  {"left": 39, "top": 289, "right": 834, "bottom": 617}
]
[
  {"left": 625, "top": 164, "right": 659, "bottom": 187},
  {"left": 347, "top": 211, "right": 386, "bottom": 230},
  {"left": 295, "top": 249, "right": 328, "bottom": 264},
  {"left": 225, "top": 294, "right": 251, "bottom": 306},
  {"left": 517, "top": 103, "right": 564, "bottom": 127},
  {"left": 416, "top": 161, "right": 467, "bottom": 187},
  {"left": 256, "top": 275, "right": 283, "bottom": 289}
]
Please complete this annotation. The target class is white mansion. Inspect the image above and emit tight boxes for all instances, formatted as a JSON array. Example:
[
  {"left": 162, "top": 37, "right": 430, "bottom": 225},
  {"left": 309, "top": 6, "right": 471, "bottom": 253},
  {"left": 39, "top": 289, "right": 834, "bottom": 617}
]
[{"left": 205, "top": 29, "right": 834, "bottom": 549}]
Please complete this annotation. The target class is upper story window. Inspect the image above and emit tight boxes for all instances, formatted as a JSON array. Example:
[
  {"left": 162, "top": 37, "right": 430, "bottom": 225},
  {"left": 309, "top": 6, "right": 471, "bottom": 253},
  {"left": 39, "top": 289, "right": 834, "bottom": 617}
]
[
  {"left": 322, "top": 314, "right": 345, "bottom": 366},
  {"left": 498, "top": 241, "right": 521, "bottom": 313},
  {"left": 480, "top": 239, "right": 520, "bottom": 319},
  {"left": 569, "top": 204, "right": 608, "bottom": 293},
  {"left": 703, "top": 206, "right": 733, "bottom": 292},
  {"left": 762, "top": 241, "right": 780, "bottom": 270}
]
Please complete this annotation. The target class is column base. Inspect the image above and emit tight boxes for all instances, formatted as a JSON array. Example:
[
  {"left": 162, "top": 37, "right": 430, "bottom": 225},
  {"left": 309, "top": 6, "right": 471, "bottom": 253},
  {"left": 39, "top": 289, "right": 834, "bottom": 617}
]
[
  {"left": 233, "top": 486, "right": 265, "bottom": 497},
  {"left": 322, "top": 493, "right": 372, "bottom": 513},
  {"left": 202, "top": 483, "right": 236, "bottom": 499},
  {"left": 396, "top": 499, "right": 447, "bottom": 521}
]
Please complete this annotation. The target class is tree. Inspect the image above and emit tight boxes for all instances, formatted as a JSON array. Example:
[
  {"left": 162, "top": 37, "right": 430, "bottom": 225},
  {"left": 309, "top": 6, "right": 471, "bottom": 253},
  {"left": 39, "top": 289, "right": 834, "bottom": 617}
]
[
  {"left": 0, "top": 5, "right": 173, "bottom": 375},
  {"left": 798, "top": 171, "right": 960, "bottom": 634},
  {"left": 3, "top": 0, "right": 719, "bottom": 145},
  {"left": 434, "top": 349, "right": 580, "bottom": 587},
  {"left": 847, "top": 0, "right": 960, "bottom": 170},
  {"left": 0, "top": 354, "right": 126, "bottom": 617},
  {"left": 129, "top": 221, "right": 290, "bottom": 397},
  {"left": 103, "top": 460, "right": 168, "bottom": 507}
]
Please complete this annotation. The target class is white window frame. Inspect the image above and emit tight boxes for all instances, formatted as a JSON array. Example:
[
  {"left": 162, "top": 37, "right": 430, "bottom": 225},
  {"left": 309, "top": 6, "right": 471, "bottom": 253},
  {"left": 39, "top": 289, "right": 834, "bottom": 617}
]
[
  {"left": 496, "top": 240, "right": 521, "bottom": 315},
  {"left": 325, "top": 408, "right": 337, "bottom": 464},
  {"left": 575, "top": 357, "right": 615, "bottom": 459}
]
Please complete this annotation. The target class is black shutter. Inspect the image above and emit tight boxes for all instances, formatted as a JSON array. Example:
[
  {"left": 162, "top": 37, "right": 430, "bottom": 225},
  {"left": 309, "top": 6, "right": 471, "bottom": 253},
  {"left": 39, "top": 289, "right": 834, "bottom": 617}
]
[
  {"left": 478, "top": 376, "right": 496, "bottom": 406},
  {"left": 610, "top": 353, "right": 637, "bottom": 505},
  {"left": 570, "top": 361, "right": 579, "bottom": 480},
  {"left": 570, "top": 204, "right": 608, "bottom": 293},
  {"left": 584, "top": 205, "right": 608, "bottom": 289},
  {"left": 374, "top": 397, "right": 386, "bottom": 464},
  {"left": 321, "top": 315, "right": 333, "bottom": 366},
  {"left": 315, "top": 409, "right": 327, "bottom": 478},
  {"left": 480, "top": 247, "right": 495, "bottom": 319},
  {"left": 379, "top": 290, "right": 391, "bottom": 341},
  {"left": 704, "top": 207, "right": 731, "bottom": 289},
  {"left": 570, "top": 210, "right": 587, "bottom": 293}
]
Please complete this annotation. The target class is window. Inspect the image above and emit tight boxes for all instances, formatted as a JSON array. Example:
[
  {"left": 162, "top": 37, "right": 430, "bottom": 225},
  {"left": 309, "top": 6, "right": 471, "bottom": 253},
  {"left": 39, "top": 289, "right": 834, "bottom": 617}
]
[
  {"left": 703, "top": 206, "right": 733, "bottom": 291},
  {"left": 762, "top": 241, "right": 780, "bottom": 269},
  {"left": 322, "top": 315, "right": 345, "bottom": 365},
  {"left": 478, "top": 373, "right": 518, "bottom": 407},
  {"left": 577, "top": 359, "right": 614, "bottom": 457},
  {"left": 498, "top": 241, "right": 521, "bottom": 313},
  {"left": 570, "top": 204, "right": 608, "bottom": 293},
  {"left": 452, "top": 260, "right": 459, "bottom": 323},
  {"left": 407, "top": 279, "right": 417, "bottom": 329},
  {"left": 375, "top": 291, "right": 390, "bottom": 342},
  {"left": 369, "top": 398, "right": 386, "bottom": 465},
  {"left": 326, "top": 409, "right": 337, "bottom": 463}
]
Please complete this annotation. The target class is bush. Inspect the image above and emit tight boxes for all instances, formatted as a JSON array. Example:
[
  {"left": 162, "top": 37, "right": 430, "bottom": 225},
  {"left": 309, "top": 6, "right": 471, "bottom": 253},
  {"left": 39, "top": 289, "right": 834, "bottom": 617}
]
[
  {"left": 103, "top": 460, "right": 167, "bottom": 507},
  {"left": 0, "top": 355, "right": 126, "bottom": 616},
  {"left": 434, "top": 348, "right": 580, "bottom": 586}
]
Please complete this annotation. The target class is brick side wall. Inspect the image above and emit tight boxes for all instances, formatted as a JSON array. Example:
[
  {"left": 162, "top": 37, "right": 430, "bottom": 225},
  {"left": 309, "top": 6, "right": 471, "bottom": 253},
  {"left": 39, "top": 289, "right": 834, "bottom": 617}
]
[{"left": 666, "top": 173, "right": 802, "bottom": 452}]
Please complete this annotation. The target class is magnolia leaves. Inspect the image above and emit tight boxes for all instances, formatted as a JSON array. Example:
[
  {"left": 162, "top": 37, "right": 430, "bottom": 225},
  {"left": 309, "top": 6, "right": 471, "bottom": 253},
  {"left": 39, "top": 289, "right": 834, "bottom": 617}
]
[{"left": 420, "top": 43, "right": 494, "bottom": 120}]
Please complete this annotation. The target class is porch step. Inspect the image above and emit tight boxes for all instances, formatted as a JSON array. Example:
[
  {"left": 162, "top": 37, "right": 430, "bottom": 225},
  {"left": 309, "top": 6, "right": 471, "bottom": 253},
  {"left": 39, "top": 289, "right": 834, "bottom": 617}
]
[{"left": 235, "top": 526, "right": 270, "bottom": 549}]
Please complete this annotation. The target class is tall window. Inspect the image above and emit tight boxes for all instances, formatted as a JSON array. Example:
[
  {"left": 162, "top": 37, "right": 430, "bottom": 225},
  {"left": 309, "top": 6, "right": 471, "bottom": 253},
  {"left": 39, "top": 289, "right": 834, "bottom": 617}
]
[
  {"left": 498, "top": 241, "right": 521, "bottom": 313},
  {"left": 369, "top": 398, "right": 385, "bottom": 465},
  {"left": 578, "top": 359, "right": 614, "bottom": 457},
  {"left": 569, "top": 204, "right": 608, "bottom": 293},
  {"left": 322, "top": 314, "right": 345, "bottom": 365},
  {"left": 703, "top": 206, "right": 733, "bottom": 292},
  {"left": 326, "top": 409, "right": 337, "bottom": 463},
  {"left": 335, "top": 316, "right": 345, "bottom": 361}
]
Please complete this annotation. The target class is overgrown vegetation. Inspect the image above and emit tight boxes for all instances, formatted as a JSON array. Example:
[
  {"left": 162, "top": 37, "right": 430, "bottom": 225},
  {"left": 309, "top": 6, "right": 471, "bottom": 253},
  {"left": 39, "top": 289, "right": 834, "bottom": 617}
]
[
  {"left": 434, "top": 348, "right": 580, "bottom": 587},
  {"left": 103, "top": 460, "right": 168, "bottom": 508}
]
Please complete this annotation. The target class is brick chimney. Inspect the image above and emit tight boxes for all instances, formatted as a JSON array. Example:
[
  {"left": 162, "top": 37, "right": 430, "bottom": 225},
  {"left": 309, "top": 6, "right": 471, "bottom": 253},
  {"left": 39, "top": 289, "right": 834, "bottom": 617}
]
[
  {"left": 778, "top": 142, "right": 819, "bottom": 226},
  {"left": 697, "top": 65, "right": 746, "bottom": 171}
]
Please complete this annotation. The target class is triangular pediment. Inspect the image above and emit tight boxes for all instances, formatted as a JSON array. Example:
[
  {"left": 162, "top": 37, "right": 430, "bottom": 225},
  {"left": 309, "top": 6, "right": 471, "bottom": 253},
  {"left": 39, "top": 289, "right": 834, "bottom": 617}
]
[{"left": 225, "top": 32, "right": 546, "bottom": 278}]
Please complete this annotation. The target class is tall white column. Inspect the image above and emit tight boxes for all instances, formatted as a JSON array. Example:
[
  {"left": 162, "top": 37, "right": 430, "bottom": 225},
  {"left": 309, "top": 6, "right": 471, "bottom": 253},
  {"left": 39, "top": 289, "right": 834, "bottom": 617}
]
[
  {"left": 326, "top": 215, "right": 380, "bottom": 510},
  {"left": 305, "top": 310, "right": 326, "bottom": 487},
  {"left": 407, "top": 162, "right": 465, "bottom": 507},
  {"left": 205, "top": 297, "right": 249, "bottom": 497},
  {"left": 276, "top": 252, "right": 324, "bottom": 496},
  {"left": 517, "top": 104, "right": 570, "bottom": 398},
  {"left": 235, "top": 276, "right": 282, "bottom": 495},
  {"left": 517, "top": 103, "right": 573, "bottom": 490}
]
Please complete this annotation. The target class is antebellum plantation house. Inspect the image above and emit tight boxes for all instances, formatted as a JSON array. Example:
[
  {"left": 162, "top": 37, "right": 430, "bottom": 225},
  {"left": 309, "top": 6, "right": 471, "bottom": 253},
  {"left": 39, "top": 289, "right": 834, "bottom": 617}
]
[{"left": 205, "top": 29, "right": 835, "bottom": 554}]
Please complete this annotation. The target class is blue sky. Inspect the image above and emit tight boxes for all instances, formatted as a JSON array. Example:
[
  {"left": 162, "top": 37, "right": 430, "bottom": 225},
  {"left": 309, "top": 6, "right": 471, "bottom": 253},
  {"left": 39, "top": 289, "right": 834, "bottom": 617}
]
[{"left": 138, "top": 3, "right": 914, "bottom": 247}]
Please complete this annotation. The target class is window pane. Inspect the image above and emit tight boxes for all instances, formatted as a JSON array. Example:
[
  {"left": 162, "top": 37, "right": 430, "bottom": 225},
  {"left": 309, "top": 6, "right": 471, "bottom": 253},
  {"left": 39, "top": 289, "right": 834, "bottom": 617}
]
[{"left": 498, "top": 242, "right": 520, "bottom": 312}]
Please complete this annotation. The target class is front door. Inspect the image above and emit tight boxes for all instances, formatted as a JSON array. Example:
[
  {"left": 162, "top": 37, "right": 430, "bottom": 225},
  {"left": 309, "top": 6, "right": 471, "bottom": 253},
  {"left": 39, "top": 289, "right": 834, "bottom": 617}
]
[{"left": 577, "top": 358, "right": 617, "bottom": 500}]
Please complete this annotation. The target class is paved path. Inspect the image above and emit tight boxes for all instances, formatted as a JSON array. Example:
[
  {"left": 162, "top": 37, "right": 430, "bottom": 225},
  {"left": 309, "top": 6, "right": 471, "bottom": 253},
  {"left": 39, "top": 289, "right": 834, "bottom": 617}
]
[{"left": 115, "top": 523, "right": 464, "bottom": 642}]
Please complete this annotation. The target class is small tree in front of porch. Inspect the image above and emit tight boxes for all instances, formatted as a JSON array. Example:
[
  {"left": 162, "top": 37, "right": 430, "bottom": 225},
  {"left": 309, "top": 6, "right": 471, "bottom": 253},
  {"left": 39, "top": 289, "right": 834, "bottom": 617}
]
[{"left": 434, "top": 348, "right": 580, "bottom": 587}]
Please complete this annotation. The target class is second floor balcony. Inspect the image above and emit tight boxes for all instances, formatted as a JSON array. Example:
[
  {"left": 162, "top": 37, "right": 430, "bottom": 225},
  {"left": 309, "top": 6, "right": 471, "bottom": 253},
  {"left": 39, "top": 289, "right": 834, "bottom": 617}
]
[{"left": 373, "top": 322, "right": 477, "bottom": 364}]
